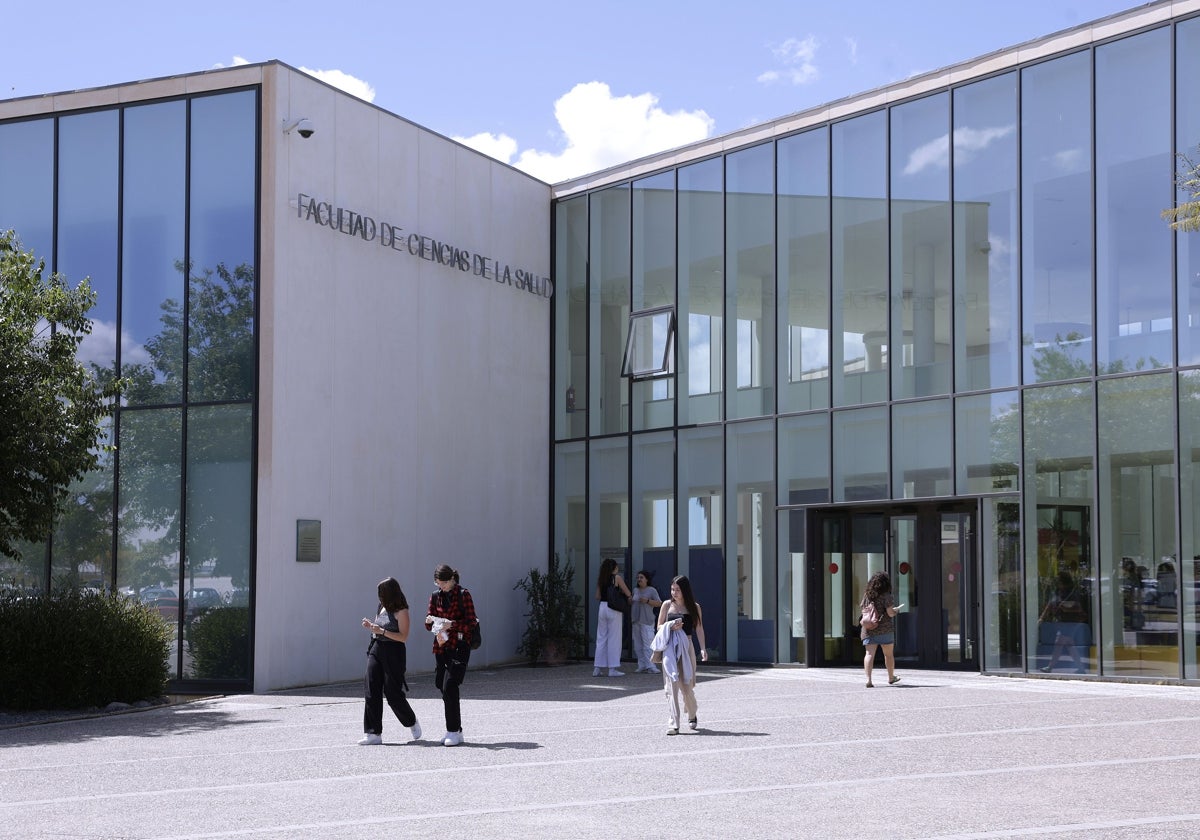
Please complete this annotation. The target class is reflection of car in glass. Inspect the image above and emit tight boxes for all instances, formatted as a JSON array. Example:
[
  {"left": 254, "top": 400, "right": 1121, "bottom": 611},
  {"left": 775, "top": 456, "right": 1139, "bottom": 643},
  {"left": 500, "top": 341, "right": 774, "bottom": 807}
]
[{"left": 185, "top": 587, "right": 223, "bottom": 617}]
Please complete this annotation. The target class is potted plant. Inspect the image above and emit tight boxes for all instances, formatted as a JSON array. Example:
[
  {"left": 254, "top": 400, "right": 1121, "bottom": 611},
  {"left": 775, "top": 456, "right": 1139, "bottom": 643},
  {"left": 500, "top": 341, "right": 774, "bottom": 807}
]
[{"left": 514, "top": 553, "right": 584, "bottom": 665}]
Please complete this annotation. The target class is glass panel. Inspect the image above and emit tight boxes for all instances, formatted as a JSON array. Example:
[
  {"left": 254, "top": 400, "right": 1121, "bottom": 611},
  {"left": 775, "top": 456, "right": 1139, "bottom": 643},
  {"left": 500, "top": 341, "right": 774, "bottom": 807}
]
[
  {"left": 678, "top": 158, "right": 724, "bottom": 425},
  {"left": 726, "top": 144, "right": 775, "bottom": 419},
  {"left": 891, "top": 93, "right": 951, "bottom": 399},
  {"left": 940, "top": 512, "right": 973, "bottom": 664},
  {"left": 1098, "top": 373, "right": 1176, "bottom": 678},
  {"left": 58, "top": 110, "right": 119, "bottom": 381},
  {"left": 982, "top": 497, "right": 1022, "bottom": 672},
  {"left": 955, "top": 390, "right": 1020, "bottom": 495},
  {"left": 892, "top": 398, "right": 952, "bottom": 498},
  {"left": 1176, "top": 19, "right": 1200, "bottom": 366},
  {"left": 1025, "top": 382, "right": 1095, "bottom": 675},
  {"left": 122, "top": 101, "right": 187, "bottom": 405},
  {"left": 679, "top": 425, "right": 723, "bottom": 659},
  {"left": 1096, "top": 30, "right": 1173, "bottom": 374},
  {"left": 821, "top": 515, "right": 849, "bottom": 662},
  {"left": 776, "top": 507, "right": 806, "bottom": 663},
  {"left": 953, "top": 73, "right": 1019, "bottom": 392},
  {"left": 631, "top": 431, "right": 675, "bottom": 596},
  {"left": 0, "top": 118, "right": 54, "bottom": 264},
  {"left": 1180, "top": 371, "right": 1200, "bottom": 679},
  {"left": 833, "top": 405, "right": 887, "bottom": 502},
  {"left": 185, "top": 404, "right": 253, "bottom": 679},
  {"left": 589, "top": 184, "right": 631, "bottom": 436},
  {"left": 622, "top": 308, "right": 674, "bottom": 378},
  {"left": 116, "top": 409, "right": 182, "bottom": 671},
  {"left": 554, "top": 196, "right": 588, "bottom": 440},
  {"left": 588, "top": 436, "right": 628, "bottom": 654},
  {"left": 632, "top": 171, "right": 676, "bottom": 430},
  {"left": 832, "top": 111, "right": 888, "bottom": 406},
  {"left": 51, "top": 420, "right": 114, "bottom": 592},
  {"left": 890, "top": 515, "right": 917, "bottom": 659},
  {"left": 553, "top": 441, "right": 587, "bottom": 621},
  {"left": 778, "top": 411, "right": 831, "bottom": 506},
  {"left": 726, "top": 419, "right": 775, "bottom": 661},
  {"left": 778, "top": 128, "right": 830, "bottom": 413},
  {"left": 1022, "top": 53, "right": 1093, "bottom": 383},
  {"left": 188, "top": 92, "right": 257, "bottom": 403}
]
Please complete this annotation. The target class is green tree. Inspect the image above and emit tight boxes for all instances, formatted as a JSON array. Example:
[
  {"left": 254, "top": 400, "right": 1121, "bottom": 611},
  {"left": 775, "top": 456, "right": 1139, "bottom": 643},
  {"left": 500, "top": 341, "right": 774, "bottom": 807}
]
[
  {"left": 1163, "top": 144, "right": 1200, "bottom": 233},
  {"left": 0, "top": 231, "right": 121, "bottom": 560}
]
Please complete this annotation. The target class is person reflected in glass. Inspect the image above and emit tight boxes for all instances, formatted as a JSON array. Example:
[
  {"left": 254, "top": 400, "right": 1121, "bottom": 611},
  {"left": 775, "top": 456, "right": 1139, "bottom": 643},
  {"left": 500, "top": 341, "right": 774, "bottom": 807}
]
[
  {"left": 655, "top": 575, "right": 707, "bottom": 734},
  {"left": 593, "top": 558, "right": 630, "bottom": 677},
  {"left": 859, "top": 571, "right": 904, "bottom": 688},
  {"left": 631, "top": 570, "right": 662, "bottom": 674},
  {"left": 1038, "top": 569, "right": 1088, "bottom": 674},
  {"left": 358, "top": 576, "right": 421, "bottom": 745}
]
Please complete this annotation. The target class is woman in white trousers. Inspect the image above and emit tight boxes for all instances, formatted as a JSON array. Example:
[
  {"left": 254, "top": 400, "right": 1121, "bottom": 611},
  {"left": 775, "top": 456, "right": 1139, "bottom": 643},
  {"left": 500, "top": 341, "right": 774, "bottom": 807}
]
[{"left": 593, "top": 558, "right": 630, "bottom": 677}]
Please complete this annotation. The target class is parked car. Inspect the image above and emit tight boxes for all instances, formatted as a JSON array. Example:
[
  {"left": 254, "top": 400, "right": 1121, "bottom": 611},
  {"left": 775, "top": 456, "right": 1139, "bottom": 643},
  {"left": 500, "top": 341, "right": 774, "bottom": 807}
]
[{"left": 185, "top": 587, "right": 223, "bottom": 617}]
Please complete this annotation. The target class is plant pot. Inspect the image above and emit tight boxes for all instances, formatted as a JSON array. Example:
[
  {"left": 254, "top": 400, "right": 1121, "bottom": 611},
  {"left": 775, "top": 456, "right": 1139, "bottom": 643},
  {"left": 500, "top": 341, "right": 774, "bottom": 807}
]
[{"left": 538, "top": 638, "right": 571, "bottom": 666}]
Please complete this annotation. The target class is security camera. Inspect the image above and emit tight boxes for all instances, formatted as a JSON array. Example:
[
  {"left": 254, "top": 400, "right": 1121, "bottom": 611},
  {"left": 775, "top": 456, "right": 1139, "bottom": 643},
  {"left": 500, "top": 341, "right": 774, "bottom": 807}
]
[{"left": 282, "top": 117, "right": 315, "bottom": 139}]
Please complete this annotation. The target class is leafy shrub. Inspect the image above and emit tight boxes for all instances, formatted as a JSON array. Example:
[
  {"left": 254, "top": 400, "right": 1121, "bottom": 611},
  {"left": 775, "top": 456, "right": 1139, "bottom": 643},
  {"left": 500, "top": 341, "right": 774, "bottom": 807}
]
[
  {"left": 0, "top": 589, "right": 171, "bottom": 710},
  {"left": 189, "top": 606, "right": 250, "bottom": 679}
]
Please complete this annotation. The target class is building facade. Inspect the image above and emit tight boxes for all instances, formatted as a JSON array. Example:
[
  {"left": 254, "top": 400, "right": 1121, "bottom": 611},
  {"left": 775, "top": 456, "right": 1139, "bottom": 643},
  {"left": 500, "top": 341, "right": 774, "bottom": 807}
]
[
  {"left": 551, "top": 0, "right": 1200, "bottom": 681},
  {"left": 0, "top": 63, "right": 551, "bottom": 692},
  {"left": 3, "top": 1, "right": 1200, "bottom": 691}
]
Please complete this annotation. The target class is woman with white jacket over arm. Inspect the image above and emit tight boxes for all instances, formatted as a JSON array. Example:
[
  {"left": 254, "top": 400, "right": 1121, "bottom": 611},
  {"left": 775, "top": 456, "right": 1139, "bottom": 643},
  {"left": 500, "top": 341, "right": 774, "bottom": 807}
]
[{"left": 656, "top": 575, "right": 707, "bottom": 735}]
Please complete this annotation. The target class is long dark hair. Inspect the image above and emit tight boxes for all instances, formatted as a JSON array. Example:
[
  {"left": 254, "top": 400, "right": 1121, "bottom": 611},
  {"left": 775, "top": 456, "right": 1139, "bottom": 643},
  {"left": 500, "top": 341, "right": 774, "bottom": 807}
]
[
  {"left": 671, "top": 574, "right": 701, "bottom": 620},
  {"left": 596, "top": 558, "right": 618, "bottom": 591},
  {"left": 378, "top": 577, "right": 408, "bottom": 613},
  {"left": 864, "top": 571, "right": 892, "bottom": 604}
]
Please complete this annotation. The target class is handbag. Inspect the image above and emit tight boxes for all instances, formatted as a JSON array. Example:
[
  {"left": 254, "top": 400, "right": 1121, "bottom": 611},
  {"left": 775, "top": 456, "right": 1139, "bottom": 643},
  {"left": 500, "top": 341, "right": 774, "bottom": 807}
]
[
  {"left": 859, "top": 601, "right": 879, "bottom": 631},
  {"left": 606, "top": 583, "right": 630, "bottom": 613}
]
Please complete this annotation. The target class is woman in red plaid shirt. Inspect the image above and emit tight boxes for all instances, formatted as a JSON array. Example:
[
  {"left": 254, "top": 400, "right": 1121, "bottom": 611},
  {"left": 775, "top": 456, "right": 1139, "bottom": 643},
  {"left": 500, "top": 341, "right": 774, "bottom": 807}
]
[{"left": 424, "top": 564, "right": 477, "bottom": 746}]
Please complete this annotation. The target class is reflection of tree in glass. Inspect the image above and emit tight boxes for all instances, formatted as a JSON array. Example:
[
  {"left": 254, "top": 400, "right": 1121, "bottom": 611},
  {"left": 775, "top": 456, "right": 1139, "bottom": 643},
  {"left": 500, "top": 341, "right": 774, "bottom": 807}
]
[
  {"left": 1023, "top": 332, "right": 1167, "bottom": 380},
  {"left": 121, "top": 260, "right": 255, "bottom": 405},
  {"left": 110, "top": 261, "right": 255, "bottom": 593}
]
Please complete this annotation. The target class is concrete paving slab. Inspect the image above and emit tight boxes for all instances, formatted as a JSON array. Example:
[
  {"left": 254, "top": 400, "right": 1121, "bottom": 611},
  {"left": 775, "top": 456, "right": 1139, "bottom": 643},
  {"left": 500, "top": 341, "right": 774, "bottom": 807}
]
[{"left": 2, "top": 665, "right": 1200, "bottom": 839}]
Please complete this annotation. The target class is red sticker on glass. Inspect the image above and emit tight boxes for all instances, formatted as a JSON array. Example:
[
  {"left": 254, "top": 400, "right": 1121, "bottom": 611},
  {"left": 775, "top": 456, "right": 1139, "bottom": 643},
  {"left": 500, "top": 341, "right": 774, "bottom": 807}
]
[
  {"left": 829, "top": 563, "right": 839, "bottom": 574},
  {"left": 898, "top": 562, "right": 910, "bottom": 575}
]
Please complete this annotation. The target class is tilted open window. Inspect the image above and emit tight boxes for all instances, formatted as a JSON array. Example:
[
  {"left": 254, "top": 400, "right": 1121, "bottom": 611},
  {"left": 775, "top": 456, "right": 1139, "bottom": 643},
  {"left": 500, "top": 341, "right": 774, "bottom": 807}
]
[{"left": 621, "top": 305, "right": 676, "bottom": 380}]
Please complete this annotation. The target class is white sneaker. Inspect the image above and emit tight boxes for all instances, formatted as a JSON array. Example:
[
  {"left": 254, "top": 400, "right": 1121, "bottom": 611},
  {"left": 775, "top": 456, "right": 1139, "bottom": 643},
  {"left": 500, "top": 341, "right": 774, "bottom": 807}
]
[
  {"left": 646, "top": 666, "right": 660, "bottom": 674},
  {"left": 409, "top": 722, "right": 422, "bottom": 741},
  {"left": 593, "top": 667, "right": 603, "bottom": 677},
  {"left": 609, "top": 669, "right": 625, "bottom": 677},
  {"left": 442, "top": 730, "right": 464, "bottom": 747},
  {"left": 357, "top": 733, "right": 382, "bottom": 746}
]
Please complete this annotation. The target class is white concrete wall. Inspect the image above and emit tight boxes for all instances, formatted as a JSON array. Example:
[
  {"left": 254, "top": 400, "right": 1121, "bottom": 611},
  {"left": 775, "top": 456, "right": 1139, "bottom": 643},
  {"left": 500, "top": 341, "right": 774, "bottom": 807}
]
[{"left": 256, "top": 65, "right": 550, "bottom": 691}]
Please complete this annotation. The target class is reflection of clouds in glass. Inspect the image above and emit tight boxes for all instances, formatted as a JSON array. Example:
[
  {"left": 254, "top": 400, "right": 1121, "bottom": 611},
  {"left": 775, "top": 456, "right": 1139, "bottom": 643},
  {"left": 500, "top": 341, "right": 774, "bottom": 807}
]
[
  {"left": 77, "top": 319, "right": 152, "bottom": 370},
  {"left": 689, "top": 315, "right": 710, "bottom": 396},
  {"left": 987, "top": 234, "right": 1014, "bottom": 276},
  {"left": 904, "top": 124, "right": 1015, "bottom": 176},
  {"left": 1052, "top": 148, "right": 1084, "bottom": 173},
  {"left": 801, "top": 327, "right": 829, "bottom": 373}
]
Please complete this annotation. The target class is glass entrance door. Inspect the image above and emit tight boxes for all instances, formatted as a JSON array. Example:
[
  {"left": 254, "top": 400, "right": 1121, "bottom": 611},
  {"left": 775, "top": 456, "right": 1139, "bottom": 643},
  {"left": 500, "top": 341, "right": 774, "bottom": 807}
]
[{"left": 815, "top": 504, "right": 978, "bottom": 670}]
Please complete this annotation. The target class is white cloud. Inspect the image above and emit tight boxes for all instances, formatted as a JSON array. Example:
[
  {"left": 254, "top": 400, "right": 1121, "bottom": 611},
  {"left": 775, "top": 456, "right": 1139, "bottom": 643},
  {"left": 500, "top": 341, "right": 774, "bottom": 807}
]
[
  {"left": 298, "top": 66, "right": 376, "bottom": 103},
  {"left": 455, "top": 81, "right": 713, "bottom": 183},
  {"left": 845, "top": 37, "right": 859, "bottom": 66},
  {"left": 758, "top": 36, "right": 820, "bottom": 86}
]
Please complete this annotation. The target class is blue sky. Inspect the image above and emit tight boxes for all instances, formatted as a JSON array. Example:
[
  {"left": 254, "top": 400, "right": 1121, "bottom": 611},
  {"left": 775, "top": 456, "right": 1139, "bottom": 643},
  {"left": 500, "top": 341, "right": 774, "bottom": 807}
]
[{"left": 4, "top": 0, "right": 1146, "bottom": 182}]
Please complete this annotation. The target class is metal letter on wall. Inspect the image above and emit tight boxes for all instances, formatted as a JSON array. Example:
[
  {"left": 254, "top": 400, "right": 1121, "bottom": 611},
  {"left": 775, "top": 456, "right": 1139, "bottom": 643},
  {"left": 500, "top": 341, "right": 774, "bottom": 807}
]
[{"left": 296, "top": 519, "right": 321, "bottom": 563}]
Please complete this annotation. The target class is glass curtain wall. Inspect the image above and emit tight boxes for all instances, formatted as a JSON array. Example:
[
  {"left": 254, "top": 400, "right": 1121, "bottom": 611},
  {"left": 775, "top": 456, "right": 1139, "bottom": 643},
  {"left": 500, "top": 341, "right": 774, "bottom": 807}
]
[
  {"left": 1025, "top": 383, "right": 1095, "bottom": 676},
  {"left": 632, "top": 172, "right": 676, "bottom": 431},
  {"left": 725, "top": 144, "right": 775, "bottom": 420},
  {"left": 1096, "top": 29, "right": 1173, "bottom": 375},
  {"left": 588, "top": 437, "right": 629, "bottom": 652},
  {"left": 553, "top": 442, "right": 587, "bottom": 617},
  {"left": 678, "top": 159, "right": 724, "bottom": 425},
  {"left": 0, "top": 90, "right": 258, "bottom": 686},
  {"left": 892, "top": 399, "right": 952, "bottom": 498},
  {"left": 777, "top": 129, "right": 830, "bottom": 413},
  {"left": 726, "top": 419, "right": 775, "bottom": 661},
  {"left": 1097, "top": 374, "right": 1177, "bottom": 678},
  {"left": 777, "top": 412, "right": 830, "bottom": 662},
  {"left": 554, "top": 196, "right": 588, "bottom": 440},
  {"left": 891, "top": 93, "right": 951, "bottom": 399},
  {"left": 588, "top": 185, "right": 630, "bottom": 437},
  {"left": 1181, "top": 372, "right": 1200, "bottom": 679},
  {"left": 832, "top": 112, "right": 889, "bottom": 406},
  {"left": 631, "top": 431, "right": 675, "bottom": 595},
  {"left": 679, "top": 425, "right": 723, "bottom": 659},
  {"left": 1022, "top": 52, "right": 1093, "bottom": 383},
  {"left": 1178, "top": 18, "right": 1200, "bottom": 368},
  {"left": 953, "top": 73, "right": 1019, "bottom": 393}
]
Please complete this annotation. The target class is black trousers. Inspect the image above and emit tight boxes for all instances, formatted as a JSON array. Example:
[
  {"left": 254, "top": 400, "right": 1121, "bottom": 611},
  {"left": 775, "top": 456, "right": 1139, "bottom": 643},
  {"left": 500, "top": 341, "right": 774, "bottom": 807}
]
[
  {"left": 434, "top": 644, "right": 470, "bottom": 733},
  {"left": 364, "top": 640, "right": 416, "bottom": 735}
]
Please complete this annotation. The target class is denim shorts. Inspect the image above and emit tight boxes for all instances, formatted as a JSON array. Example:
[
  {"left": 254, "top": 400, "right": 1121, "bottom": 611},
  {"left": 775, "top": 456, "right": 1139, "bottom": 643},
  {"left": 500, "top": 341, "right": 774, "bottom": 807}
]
[{"left": 862, "top": 632, "right": 895, "bottom": 646}]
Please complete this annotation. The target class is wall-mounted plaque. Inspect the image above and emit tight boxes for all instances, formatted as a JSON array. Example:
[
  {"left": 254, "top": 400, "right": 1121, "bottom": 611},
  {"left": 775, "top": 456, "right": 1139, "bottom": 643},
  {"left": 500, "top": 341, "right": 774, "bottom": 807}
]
[{"left": 296, "top": 519, "right": 321, "bottom": 563}]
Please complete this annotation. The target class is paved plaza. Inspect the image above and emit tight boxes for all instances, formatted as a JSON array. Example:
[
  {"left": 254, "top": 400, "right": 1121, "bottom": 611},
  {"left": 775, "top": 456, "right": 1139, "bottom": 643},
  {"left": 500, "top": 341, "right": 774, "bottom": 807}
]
[{"left": 3, "top": 664, "right": 1200, "bottom": 839}]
